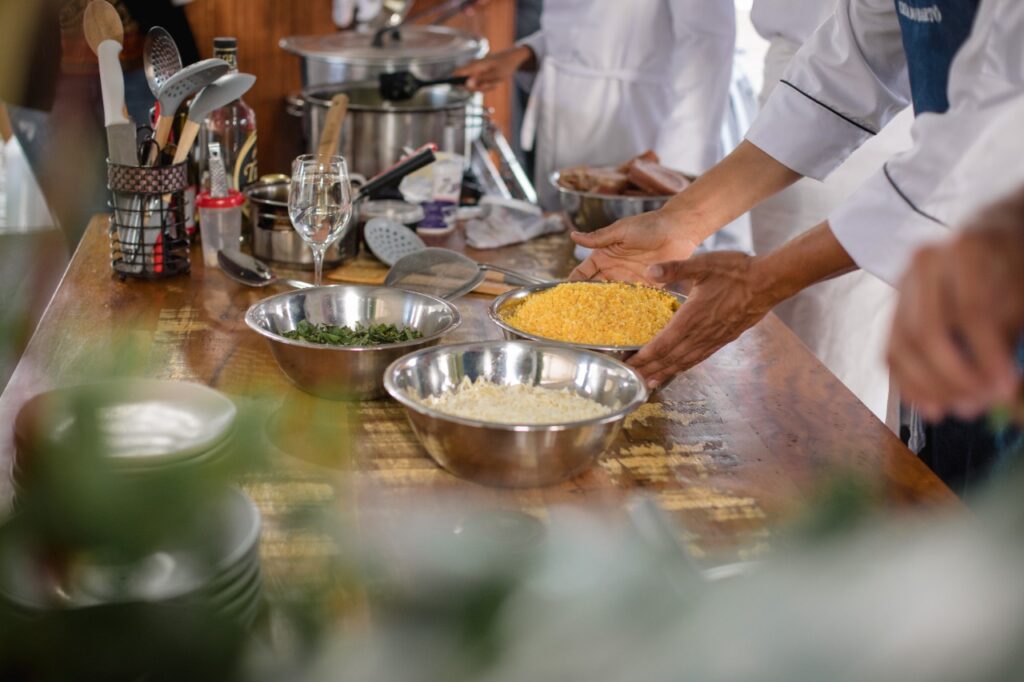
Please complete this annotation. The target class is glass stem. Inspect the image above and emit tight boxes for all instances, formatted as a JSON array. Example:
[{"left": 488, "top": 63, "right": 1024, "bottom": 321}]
[{"left": 313, "top": 246, "right": 326, "bottom": 287}]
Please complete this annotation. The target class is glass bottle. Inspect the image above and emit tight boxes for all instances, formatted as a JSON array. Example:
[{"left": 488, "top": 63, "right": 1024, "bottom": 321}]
[{"left": 199, "top": 37, "right": 258, "bottom": 193}]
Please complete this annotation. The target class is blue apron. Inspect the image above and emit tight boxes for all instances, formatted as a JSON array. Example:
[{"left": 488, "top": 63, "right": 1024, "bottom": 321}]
[
  {"left": 891, "top": 0, "right": 1024, "bottom": 496},
  {"left": 894, "top": 0, "right": 981, "bottom": 114}
]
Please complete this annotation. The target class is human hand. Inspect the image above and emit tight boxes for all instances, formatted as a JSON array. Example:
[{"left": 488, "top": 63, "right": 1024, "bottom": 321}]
[
  {"left": 569, "top": 209, "right": 702, "bottom": 284},
  {"left": 454, "top": 45, "right": 534, "bottom": 92},
  {"left": 887, "top": 198, "right": 1024, "bottom": 422},
  {"left": 627, "top": 252, "right": 780, "bottom": 388}
]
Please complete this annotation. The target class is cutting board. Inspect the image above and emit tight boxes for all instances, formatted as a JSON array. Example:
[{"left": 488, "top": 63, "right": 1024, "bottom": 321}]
[{"left": 326, "top": 253, "right": 516, "bottom": 297}]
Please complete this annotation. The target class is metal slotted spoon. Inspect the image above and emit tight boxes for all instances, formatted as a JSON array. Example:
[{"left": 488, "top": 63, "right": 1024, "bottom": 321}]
[
  {"left": 385, "top": 247, "right": 550, "bottom": 300},
  {"left": 143, "top": 27, "right": 182, "bottom": 98},
  {"left": 153, "top": 58, "right": 231, "bottom": 149},
  {"left": 364, "top": 217, "right": 428, "bottom": 266}
]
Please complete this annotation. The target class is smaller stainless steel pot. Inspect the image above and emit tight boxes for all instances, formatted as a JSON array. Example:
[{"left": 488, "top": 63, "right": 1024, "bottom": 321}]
[
  {"left": 244, "top": 146, "right": 437, "bottom": 270},
  {"left": 246, "top": 179, "right": 357, "bottom": 270}
]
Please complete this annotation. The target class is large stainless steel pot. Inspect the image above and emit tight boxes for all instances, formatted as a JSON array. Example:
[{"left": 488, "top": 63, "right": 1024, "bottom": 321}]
[
  {"left": 246, "top": 179, "right": 357, "bottom": 270},
  {"left": 298, "top": 82, "right": 475, "bottom": 178},
  {"left": 280, "top": 26, "right": 487, "bottom": 87}
]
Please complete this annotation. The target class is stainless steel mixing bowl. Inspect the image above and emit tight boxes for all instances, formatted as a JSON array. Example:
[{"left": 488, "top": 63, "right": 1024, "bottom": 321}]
[
  {"left": 550, "top": 171, "right": 672, "bottom": 234},
  {"left": 245, "top": 286, "right": 461, "bottom": 400},
  {"left": 384, "top": 340, "right": 647, "bottom": 488},
  {"left": 488, "top": 282, "right": 686, "bottom": 362}
]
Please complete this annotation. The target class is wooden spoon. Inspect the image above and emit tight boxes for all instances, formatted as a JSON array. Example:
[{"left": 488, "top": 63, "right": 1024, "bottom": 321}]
[
  {"left": 83, "top": 1, "right": 124, "bottom": 53},
  {"left": 316, "top": 93, "right": 349, "bottom": 157}
]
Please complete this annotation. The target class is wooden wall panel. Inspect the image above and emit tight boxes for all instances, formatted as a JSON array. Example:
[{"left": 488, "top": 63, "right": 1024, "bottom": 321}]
[{"left": 185, "top": 0, "right": 515, "bottom": 175}]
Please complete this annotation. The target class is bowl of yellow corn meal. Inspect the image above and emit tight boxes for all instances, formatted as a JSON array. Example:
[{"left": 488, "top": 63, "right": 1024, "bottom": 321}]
[{"left": 488, "top": 282, "right": 685, "bottom": 360}]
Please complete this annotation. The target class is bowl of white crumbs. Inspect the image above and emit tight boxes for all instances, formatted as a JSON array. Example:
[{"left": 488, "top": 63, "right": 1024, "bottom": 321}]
[{"left": 384, "top": 340, "right": 648, "bottom": 487}]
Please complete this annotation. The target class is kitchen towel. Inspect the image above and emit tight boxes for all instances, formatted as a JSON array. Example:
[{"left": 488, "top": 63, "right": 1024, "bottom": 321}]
[{"left": 465, "top": 196, "right": 564, "bottom": 250}]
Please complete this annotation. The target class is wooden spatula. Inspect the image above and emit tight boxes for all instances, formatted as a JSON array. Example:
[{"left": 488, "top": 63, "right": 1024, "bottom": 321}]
[
  {"left": 317, "top": 93, "right": 349, "bottom": 157},
  {"left": 83, "top": 0, "right": 124, "bottom": 53}
]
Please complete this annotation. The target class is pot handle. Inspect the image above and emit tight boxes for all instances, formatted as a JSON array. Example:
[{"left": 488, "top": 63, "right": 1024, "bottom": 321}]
[
  {"left": 356, "top": 144, "right": 437, "bottom": 201},
  {"left": 285, "top": 92, "right": 305, "bottom": 118}
]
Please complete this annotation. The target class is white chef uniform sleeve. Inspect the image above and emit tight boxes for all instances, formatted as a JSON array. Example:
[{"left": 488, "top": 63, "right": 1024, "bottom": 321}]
[
  {"left": 745, "top": 0, "right": 911, "bottom": 180},
  {"left": 828, "top": 0, "right": 1024, "bottom": 285},
  {"left": 516, "top": 30, "right": 547, "bottom": 63},
  {"left": 654, "top": 0, "right": 737, "bottom": 175}
]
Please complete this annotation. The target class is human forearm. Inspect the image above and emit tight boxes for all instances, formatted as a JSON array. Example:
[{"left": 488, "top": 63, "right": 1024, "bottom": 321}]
[
  {"left": 754, "top": 221, "right": 858, "bottom": 304},
  {"left": 660, "top": 141, "right": 802, "bottom": 243}
]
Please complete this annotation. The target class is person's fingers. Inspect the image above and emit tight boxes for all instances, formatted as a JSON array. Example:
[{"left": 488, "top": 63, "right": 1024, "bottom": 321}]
[
  {"left": 909, "top": 263, "right": 990, "bottom": 403},
  {"left": 570, "top": 222, "right": 627, "bottom": 249},
  {"left": 628, "top": 304, "right": 699, "bottom": 383},
  {"left": 568, "top": 259, "right": 599, "bottom": 282},
  {"left": 948, "top": 254, "right": 1019, "bottom": 400},
  {"left": 646, "top": 257, "right": 707, "bottom": 285}
]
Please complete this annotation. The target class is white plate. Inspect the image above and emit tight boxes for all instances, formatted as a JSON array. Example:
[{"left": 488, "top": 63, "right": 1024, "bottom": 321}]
[
  {"left": 15, "top": 379, "right": 237, "bottom": 466},
  {"left": 0, "top": 487, "right": 260, "bottom": 610}
]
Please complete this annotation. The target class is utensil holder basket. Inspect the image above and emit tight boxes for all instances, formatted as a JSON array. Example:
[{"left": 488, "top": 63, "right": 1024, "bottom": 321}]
[{"left": 107, "top": 161, "right": 191, "bottom": 280}]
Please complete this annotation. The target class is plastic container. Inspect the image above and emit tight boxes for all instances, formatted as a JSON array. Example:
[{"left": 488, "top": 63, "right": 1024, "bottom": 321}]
[{"left": 197, "top": 190, "right": 245, "bottom": 268}]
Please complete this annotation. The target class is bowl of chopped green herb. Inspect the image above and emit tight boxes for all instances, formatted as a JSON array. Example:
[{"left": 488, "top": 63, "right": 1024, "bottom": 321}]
[{"left": 245, "top": 285, "right": 461, "bottom": 400}]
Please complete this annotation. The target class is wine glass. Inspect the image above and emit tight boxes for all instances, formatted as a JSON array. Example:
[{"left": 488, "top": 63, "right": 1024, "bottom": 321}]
[{"left": 288, "top": 154, "right": 353, "bottom": 287}]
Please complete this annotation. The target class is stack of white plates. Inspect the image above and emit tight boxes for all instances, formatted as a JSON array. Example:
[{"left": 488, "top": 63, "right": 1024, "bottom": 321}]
[
  {"left": 11, "top": 379, "right": 238, "bottom": 494},
  {"left": 0, "top": 487, "right": 263, "bottom": 626}
]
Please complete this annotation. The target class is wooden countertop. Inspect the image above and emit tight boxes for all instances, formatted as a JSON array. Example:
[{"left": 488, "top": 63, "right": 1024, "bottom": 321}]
[{"left": 0, "top": 216, "right": 959, "bottom": 566}]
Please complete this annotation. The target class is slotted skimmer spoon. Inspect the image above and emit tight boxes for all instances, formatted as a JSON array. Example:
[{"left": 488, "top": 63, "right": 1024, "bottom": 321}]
[
  {"left": 364, "top": 217, "right": 428, "bottom": 266},
  {"left": 143, "top": 27, "right": 182, "bottom": 99},
  {"left": 385, "top": 247, "right": 550, "bottom": 300},
  {"left": 154, "top": 58, "right": 230, "bottom": 150}
]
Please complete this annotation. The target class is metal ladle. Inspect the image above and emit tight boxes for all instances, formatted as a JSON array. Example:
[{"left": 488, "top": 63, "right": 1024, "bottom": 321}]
[{"left": 218, "top": 249, "right": 313, "bottom": 289}]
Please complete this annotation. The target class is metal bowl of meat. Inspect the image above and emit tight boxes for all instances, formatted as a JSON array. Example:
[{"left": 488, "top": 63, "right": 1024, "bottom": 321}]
[
  {"left": 384, "top": 340, "right": 647, "bottom": 487},
  {"left": 488, "top": 281, "right": 685, "bottom": 362},
  {"left": 551, "top": 153, "right": 691, "bottom": 233},
  {"left": 245, "top": 286, "right": 461, "bottom": 400}
]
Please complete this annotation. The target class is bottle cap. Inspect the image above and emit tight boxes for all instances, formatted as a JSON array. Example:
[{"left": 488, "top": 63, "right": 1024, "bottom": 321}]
[
  {"left": 214, "top": 37, "right": 238, "bottom": 51},
  {"left": 197, "top": 189, "right": 245, "bottom": 209}
]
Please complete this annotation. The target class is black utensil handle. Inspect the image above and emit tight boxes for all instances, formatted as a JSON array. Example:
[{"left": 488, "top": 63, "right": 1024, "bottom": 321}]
[
  {"left": 425, "top": 76, "right": 470, "bottom": 88},
  {"left": 356, "top": 145, "right": 437, "bottom": 200}
]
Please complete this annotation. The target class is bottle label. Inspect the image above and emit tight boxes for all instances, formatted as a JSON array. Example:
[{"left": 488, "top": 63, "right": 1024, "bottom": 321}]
[
  {"left": 233, "top": 132, "right": 259, "bottom": 191},
  {"left": 214, "top": 48, "right": 239, "bottom": 72}
]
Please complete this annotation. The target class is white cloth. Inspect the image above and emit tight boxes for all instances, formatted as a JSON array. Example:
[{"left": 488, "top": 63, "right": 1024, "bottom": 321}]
[
  {"left": 464, "top": 196, "right": 564, "bottom": 250},
  {"left": 749, "top": 33, "right": 910, "bottom": 425},
  {"left": 747, "top": 0, "right": 1024, "bottom": 285},
  {"left": 518, "top": 0, "right": 736, "bottom": 210}
]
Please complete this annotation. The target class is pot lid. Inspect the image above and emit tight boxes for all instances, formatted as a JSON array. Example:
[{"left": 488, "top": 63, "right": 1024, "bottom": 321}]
[
  {"left": 280, "top": 25, "right": 486, "bottom": 65},
  {"left": 304, "top": 81, "right": 474, "bottom": 112}
]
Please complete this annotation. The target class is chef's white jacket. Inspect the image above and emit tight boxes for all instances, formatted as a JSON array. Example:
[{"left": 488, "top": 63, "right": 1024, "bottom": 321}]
[
  {"left": 517, "top": 0, "right": 736, "bottom": 208},
  {"left": 751, "top": 0, "right": 835, "bottom": 45},
  {"left": 745, "top": 0, "right": 1024, "bottom": 285},
  {"left": 918, "top": 95, "right": 1024, "bottom": 229}
]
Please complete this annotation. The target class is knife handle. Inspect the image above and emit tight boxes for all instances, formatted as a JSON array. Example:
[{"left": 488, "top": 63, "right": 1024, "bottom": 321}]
[{"left": 97, "top": 40, "right": 129, "bottom": 128}]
